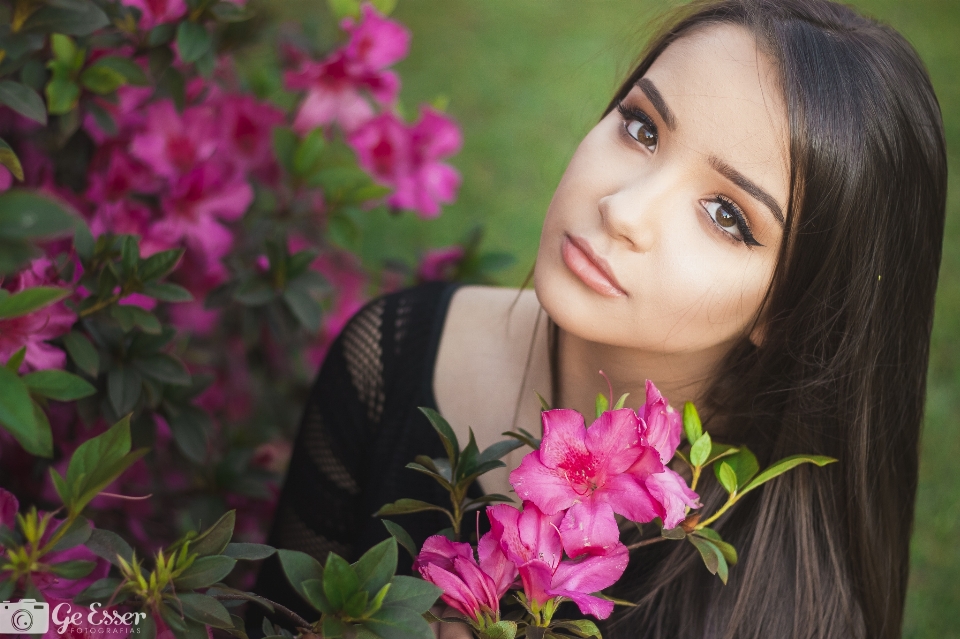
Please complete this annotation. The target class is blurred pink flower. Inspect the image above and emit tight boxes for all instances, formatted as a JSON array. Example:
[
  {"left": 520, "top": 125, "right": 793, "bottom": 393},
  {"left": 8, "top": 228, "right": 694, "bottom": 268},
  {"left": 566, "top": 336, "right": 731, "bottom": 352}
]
[
  {"left": 152, "top": 162, "right": 252, "bottom": 272},
  {"left": 0, "top": 165, "right": 12, "bottom": 192},
  {"left": 414, "top": 534, "right": 514, "bottom": 624},
  {"left": 285, "top": 3, "right": 409, "bottom": 133},
  {"left": 348, "top": 107, "right": 461, "bottom": 218},
  {"left": 417, "top": 245, "right": 464, "bottom": 282},
  {"left": 510, "top": 400, "right": 698, "bottom": 558},
  {"left": 130, "top": 101, "right": 219, "bottom": 179},
  {"left": 215, "top": 94, "right": 285, "bottom": 173},
  {"left": 121, "top": 0, "right": 187, "bottom": 30},
  {"left": 0, "top": 259, "right": 75, "bottom": 372},
  {"left": 486, "top": 501, "right": 628, "bottom": 620}
]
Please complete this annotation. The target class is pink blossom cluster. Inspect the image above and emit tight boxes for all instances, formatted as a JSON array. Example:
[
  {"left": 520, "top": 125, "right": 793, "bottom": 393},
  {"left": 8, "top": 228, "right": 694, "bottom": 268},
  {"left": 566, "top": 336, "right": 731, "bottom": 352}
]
[
  {"left": 285, "top": 4, "right": 462, "bottom": 218},
  {"left": 414, "top": 382, "right": 699, "bottom": 623}
]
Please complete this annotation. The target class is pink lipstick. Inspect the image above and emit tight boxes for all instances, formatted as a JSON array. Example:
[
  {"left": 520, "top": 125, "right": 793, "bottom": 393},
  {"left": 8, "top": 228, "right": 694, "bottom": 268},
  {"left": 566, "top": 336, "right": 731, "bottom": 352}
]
[{"left": 561, "top": 234, "right": 627, "bottom": 298}]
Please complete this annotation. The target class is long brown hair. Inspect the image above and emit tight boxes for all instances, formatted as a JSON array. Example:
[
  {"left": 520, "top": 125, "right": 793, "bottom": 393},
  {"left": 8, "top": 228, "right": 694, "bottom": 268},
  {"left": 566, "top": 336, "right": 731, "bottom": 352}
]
[{"left": 514, "top": 1, "right": 947, "bottom": 636}]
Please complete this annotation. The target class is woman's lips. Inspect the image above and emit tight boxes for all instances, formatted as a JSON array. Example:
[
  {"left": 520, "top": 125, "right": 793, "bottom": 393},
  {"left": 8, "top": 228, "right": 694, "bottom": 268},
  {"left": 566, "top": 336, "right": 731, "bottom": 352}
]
[{"left": 561, "top": 234, "right": 627, "bottom": 298}]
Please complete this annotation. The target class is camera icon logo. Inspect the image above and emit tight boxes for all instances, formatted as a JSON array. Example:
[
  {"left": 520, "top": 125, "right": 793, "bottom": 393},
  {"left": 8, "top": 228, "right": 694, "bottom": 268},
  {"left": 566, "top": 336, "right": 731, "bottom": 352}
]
[{"left": 0, "top": 599, "right": 50, "bottom": 634}]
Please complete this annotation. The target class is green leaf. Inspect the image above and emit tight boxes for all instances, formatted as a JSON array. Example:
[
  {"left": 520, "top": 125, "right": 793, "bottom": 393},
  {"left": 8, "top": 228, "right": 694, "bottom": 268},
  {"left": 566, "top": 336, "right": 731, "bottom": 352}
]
[
  {"left": 272, "top": 127, "right": 297, "bottom": 175},
  {"left": 0, "top": 190, "right": 77, "bottom": 239},
  {"left": 660, "top": 526, "right": 686, "bottom": 540},
  {"left": 75, "top": 577, "right": 123, "bottom": 605},
  {"left": 380, "top": 575, "right": 441, "bottom": 614},
  {"left": 90, "top": 57, "right": 149, "bottom": 86},
  {"left": 739, "top": 455, "right": 837, "bottom": 497},
  {"left": 141, "top": 281, "right": 193, "bottom": 302},
  {"left": 0, "top": 139, "right": 24, "bottom": 182},
  {"left": 67, "top": 416, "right": 148, "bottom": 512},
  {"left": 302, "top": 578, "right": 333, "bottom": 614},
  {"left": 703, "top": 442, "right": 739, "bottom": 466},
  {"left": 178, "top": 592, "right": 234, "bottom": 629},
  {"left": 327, "top": 0, "right": 361, "bottom": 19},
  {"left": 48, "top": 516, "right": 92, "bottom": 552},
  {"left": 717, "top": 446, "right": 759, "bottom": 489},
  {"left": 353, "top": 537, "right": 396, "bottom": 597},
  {"left": 85, "top": 529, "right": 134, "bottom": 567},
  {"left": 324, "top": 553, "right": 360, "bottom": 611},
  {"left": 0, "top": 81, "right": 47, "bottom": 125},
  {"left": 344, "top": 589, "right": 369, "bottom": 618},
  {"left": 682, "top": 401, "right": 702, "bottom": 445},
  {"left": 51, "top": 34, "right": 78, "bottom": 63},
  {"left": 222, "top": 543, "right": 276, "bottom": 561},
  {"left": 375, "top": 499, "right": 449, "bottom": 519},
  {"left": 62, "top": 331, "right": 99, "bottom": 377},
  {"left": 49, "top": 559, "right": 96, "bottom": 579},
  {"left": 692, "top": 528, "right": 738, "bottom": 565},
  {"left": 168, "top": 406, "right": 209, "bottom": 463},
  {"left": 688, "top": 536, "right": 728, "bottom": 584},
  {"left": 277, "top": 549, "right": 324, "bottom": 606},
  {"left": 594, "top": 392, "right": 608, "bottom": 419},
  {"left": 417, "top": 407, "right": 459, "bottom": 466},
  {"left": 613, "top": 392, "right": 630, "bottom": 410},
  {"left": 189, "top": 510, "right": 236, "bottom": 556},
  {"left": 689, "top": 432, "right": 712, "bottom": 468},
  {"left": 210, "top": 1, "right": 252, "bottom": 22},
  {"left": 477, "top": 439, "right": 523, "bottom": 466},
  {"left": 107, "top": 364, "right": 142, "bottom": 415},
  {"left": 369, "top": 0, "right": 397, "bottom": 15},
  {"left": 45, "top": 77, "right": 80, "bottom": 115},
  {"left": 535, "top": 391, "right": 551, "bottom": 411},
  {"left": 282, "top": 286, "right": 321, "bottom": 331},
  {"left": 363, "top": 604, "right": 434, "bottom": 639},
  {"left": 23, "top": 369, "right": 95, "bottom": 401},
  {"left": 0, "top": 286, "right": 70, "bottom": 319},
  {"left": 139, "top": 248, "right": 184, "bottom": 281},
  {"left": 0, "top": 579, "right": 13, "bottom": 602},
  {"left": 293, "top": 129, "right": 326, "bottom": 176},
  {"left": 0, "top": 366, "right": 47, "bottom": 456},
  {"left": 80, "top": 64, "right": 126, "bottom": 94},
  {"left": 148, "top": 24, "right": 177, "bottom": 47},
  {"left": 550, "top": 620, "right": 600, "bottom": 639},
  {"left": 483, "top": 621, "right": 517, "bottom": 639},
  {"left": 174, "top": 555, "right": 237, "bottom": 590},
  {"left": 176, "top": 22, "right": 212, "bottom": 64},
  {"left": 22, "top": 1, "right": 109, "bottom": 36},
  {"left": 322, "top": 616, "right": 346, "bottom": 639},
  {"left": 134, "top": 354, "right": 191, "bottom": 386},
  {"left": 382, "top": 520, "right": 418, "bottom": 560},
  {"left": 5, "top": 346, "right": 26, "bottom": 372},
  {"left": 717, "top": 462, "right": 738, "bottom": 494}
]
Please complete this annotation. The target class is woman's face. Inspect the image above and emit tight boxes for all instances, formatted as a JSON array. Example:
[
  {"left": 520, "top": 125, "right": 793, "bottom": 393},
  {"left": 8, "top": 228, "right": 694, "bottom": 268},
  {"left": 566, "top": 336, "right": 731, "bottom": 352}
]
[{"left": 535, "top": 23, "right": 789, "bottom": 358}]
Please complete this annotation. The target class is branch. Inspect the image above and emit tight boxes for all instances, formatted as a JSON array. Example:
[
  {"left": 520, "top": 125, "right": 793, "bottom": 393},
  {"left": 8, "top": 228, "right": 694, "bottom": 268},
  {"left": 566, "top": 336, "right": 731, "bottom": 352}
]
[{"left": 210, "top": 593, "right": 312, "bottom": 630}]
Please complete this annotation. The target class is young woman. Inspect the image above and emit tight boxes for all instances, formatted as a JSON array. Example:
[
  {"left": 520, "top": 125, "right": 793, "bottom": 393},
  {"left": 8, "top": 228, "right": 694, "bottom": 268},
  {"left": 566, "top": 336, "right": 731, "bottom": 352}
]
[{"left": 249, "top": 0, "right": 947, "bottom": 637}]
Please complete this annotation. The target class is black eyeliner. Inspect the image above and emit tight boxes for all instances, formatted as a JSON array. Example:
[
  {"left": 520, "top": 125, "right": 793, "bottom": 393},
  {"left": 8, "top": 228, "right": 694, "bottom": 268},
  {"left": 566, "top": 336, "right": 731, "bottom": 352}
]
[{"left": 715, "top": 194, "right": 763, "bottom": 247}]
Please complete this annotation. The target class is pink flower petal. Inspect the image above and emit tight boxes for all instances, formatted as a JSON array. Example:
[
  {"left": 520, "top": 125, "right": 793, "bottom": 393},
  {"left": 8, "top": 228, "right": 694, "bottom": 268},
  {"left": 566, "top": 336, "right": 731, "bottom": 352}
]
[
  {"left": 602, "top": 471, "right": 663, "bottom": 525},
  {"left": 477, "top": 531, "right": 517, "bottom": 597},
  {"left": 551, "top": 542, "right": 629, "bottom": 595},
  {"left": 0, "top": 488, "right": 19, "bottom": 530},
  {"left": 558, "top": 500, "right": 620, "bottom": 558},
  {"left": 644, "top": 467, "right": 700, "bottom": 529},
  {"left": 548, "top": 590, "right": 615, "bottom": 620},
  {"left": 538, "top": 408, "right": 589, "bottom": 469},
  {"left": 420, "top": 563, "right": 482, "bottom": 621},
  {"left": 517, "top": 559, "right": 554, "bottom": 606},
  {"left": 585, "top": 408, "right": 643, "bottom": 473},
  {"left": 641, "top": 380, "right": 682, "bottom": 463},
  {"left": 509, "top": 453, "right": 579, "bottom": 515}
]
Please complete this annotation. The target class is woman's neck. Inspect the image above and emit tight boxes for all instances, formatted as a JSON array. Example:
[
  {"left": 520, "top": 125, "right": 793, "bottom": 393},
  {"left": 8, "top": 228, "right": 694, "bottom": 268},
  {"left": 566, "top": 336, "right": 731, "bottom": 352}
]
[{"left": 553, "top": 322, "right": 731, "bottom": 420}]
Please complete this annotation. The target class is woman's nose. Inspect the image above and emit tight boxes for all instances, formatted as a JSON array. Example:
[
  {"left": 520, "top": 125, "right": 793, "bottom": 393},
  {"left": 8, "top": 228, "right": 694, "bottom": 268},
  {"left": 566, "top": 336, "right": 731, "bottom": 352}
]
[{"left": 598, "top": 179, "right": 666, "bottom": 253}]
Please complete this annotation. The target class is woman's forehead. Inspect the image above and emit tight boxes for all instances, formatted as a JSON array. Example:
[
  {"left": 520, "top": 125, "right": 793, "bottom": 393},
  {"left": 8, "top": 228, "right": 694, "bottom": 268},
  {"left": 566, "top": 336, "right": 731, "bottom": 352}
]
[{"left": 641, "top": 22, "right": 790, "bottom": 215}]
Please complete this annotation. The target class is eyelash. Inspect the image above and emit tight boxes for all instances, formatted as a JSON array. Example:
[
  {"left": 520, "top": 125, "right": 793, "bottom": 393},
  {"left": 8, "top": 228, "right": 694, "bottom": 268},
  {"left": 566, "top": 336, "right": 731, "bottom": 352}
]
[{"left": 614, "top": 100, "right": 763, "bottom": 248}]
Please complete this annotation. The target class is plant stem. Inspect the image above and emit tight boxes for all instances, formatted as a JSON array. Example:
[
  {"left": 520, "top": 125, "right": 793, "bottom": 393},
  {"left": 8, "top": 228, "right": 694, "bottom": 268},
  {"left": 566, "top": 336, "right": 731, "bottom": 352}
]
[
  {"left": 211, "top": 594, "right": 312, "bottom": 629},
  {"left": 696, "top": 493, "right": 739, "bottom": 529},
  {"left": 78, "top": 293, "right": 121, "bottom": 318},
  {"left": 626, "top": 536, "right": 667, "bottom": 551}
]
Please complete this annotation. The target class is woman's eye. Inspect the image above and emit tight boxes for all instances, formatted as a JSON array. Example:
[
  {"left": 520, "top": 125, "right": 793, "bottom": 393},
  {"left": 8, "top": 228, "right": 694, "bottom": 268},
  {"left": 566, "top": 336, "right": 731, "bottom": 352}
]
[
  {"left": 700, "top": 197, "right": 763, "bottom": 246},
  {"left": 617, "top": 103, "right": 658, "bottom": 152}
]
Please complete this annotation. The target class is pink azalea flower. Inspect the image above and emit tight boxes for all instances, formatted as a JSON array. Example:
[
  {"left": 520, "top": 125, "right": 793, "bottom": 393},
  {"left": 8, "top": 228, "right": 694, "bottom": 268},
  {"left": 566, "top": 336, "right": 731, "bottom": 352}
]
[
  {"left": 130, "top": 101, "right": 219, "bottom": 179},
  {"left": 348, "top": 107, "right": 462, "bottom": 218},
  {"left": 0, "top": 259, "right": 75, "bottom": 372},
  {"left": 413, "top": 534, "right": 515, "bottom": 625},
  {"left": 416, "top": 245, "right": 464, "bottom": 282},
  {"left": 285, "top": 4, "right": 409, "bottom": 133},
  {"left": 121, "top": 0, "right": 187, "bottom": 30},
  {"left": 640, "top": 380, "right": 682, "bottom": 463},
  {"left": 0, "top": 165, "right": 12, "bottom": 192},
  {"left": 486, "top": 501, "right": 628, "bottom": 620},
  {"left": 214, "top": 94, "right": 285, "bottom": 173},
  {"left": 509, "top": 404, "right": 698, "bottom": 558}
]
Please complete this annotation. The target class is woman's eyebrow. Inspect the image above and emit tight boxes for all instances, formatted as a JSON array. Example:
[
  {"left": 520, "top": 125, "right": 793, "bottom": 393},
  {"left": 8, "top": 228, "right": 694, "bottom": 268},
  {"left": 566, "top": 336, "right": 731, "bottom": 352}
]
[
  {"left": 636, "top": 78, "right": 677, "bottom": 130},
  {"left": 709, "top": 155, "right": 785, "bottom": 227}
]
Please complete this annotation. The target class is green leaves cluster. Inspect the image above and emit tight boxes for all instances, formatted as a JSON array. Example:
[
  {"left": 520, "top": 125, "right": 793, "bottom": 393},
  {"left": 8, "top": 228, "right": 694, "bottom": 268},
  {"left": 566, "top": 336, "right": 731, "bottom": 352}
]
[
  {"left": 376, "top": 407, "right": 523, "bottom": 540},
  {"left": 277, "top": 538, "right": 441, "bottom": 639},
  {"left": 662, "top": 402, "right": 838, "bottom": 584}
]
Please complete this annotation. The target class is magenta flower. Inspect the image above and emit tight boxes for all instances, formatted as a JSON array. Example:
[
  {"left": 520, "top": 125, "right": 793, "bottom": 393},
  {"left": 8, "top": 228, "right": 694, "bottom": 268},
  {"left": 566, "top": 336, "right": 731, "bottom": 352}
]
[
  {"left": 0, "top": 259, "right": 75, "bottom": 372},
  {"left": 414, "top": 534, "right": 515, "bottom": 625},
  {"left": 348, "top": 107, "right": 462, "bottom": 218},
  {"left": 486, "top": 502, "right": 628, "bottom": 620},
  {"left": 215, "top": 94, "right": 285, "bottom": 173},
  {"left": 416, "top": 246, "right": 464, "bottom": 282},
  {"left": 510, "top": 402, "right": 698, "bottom": 558},
  {"left": 121, "top": 0, "right": 187, "bottom": 30},
  {"left": 640, "top": 380, "right": 682, "bottom": 463},
  {"left": 130, "top": 101, "right": 219, "bottom": 179}
]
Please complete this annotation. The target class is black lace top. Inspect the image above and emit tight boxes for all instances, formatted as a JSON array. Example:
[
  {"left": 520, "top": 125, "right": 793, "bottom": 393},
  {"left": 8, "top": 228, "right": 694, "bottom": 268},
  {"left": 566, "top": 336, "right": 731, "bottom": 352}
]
[{"left": 247, "top": 280, "right": 480, "bottom": 632}]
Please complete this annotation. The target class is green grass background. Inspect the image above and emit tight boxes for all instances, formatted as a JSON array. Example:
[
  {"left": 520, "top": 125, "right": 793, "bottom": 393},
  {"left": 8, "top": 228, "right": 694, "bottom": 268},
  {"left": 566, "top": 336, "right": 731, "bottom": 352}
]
[{"left": 269, "top": 1, "right": 960, "bottom": 635}]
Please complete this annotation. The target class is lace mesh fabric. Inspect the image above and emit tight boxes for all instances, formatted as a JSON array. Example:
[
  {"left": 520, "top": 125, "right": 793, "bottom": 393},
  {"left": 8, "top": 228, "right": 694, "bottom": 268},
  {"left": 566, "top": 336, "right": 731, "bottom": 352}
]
[{"left": 247, "top": 280, "right": 477, "bottom": 634}]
